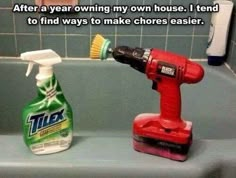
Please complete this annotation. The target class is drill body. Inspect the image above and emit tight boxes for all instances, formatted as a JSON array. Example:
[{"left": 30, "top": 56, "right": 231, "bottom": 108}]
[{"left": 112, "top": 46, "right": 204, "bottom": 161}]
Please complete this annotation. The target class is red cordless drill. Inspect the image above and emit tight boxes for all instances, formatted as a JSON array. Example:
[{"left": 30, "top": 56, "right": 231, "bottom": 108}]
[{"left": 112, "top": 46, "right": 204, "bottom": 161}]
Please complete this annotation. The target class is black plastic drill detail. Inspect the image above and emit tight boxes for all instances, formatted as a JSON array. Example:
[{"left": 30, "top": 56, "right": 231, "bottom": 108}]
[{"left": 112, "top": 46, "right": 148, "bottom": 73}]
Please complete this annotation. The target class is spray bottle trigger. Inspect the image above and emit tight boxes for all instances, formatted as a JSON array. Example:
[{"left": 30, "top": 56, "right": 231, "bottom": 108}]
[{"left": 26, "top": 62, "right": 34, "bottom": 77}]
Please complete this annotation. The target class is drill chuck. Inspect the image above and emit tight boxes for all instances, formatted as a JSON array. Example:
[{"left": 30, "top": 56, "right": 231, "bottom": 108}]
[{"left": 112, "top": 46, "right": 149, "bottom": 73}]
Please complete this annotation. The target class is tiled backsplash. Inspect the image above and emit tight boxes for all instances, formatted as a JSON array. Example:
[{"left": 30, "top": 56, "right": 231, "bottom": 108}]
[{"left": 0, "top": 0, "right": 213, "bottom": 58}]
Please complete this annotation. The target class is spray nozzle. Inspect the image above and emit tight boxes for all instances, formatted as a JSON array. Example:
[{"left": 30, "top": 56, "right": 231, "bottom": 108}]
[{"left": 21, "top": 49, "right": 61, "bottom": 78}]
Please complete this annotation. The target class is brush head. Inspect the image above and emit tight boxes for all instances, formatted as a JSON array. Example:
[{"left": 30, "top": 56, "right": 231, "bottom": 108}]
[{"left": 90, "top": 34, "right": 111, "bottom": 60}]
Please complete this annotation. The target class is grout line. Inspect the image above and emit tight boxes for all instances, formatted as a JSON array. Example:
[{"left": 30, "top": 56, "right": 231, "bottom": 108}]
[
  {"left": 0, "top": 56, "right": 208, "bottom": 61},
  {"left": 114, "top": 0, "right": 119, "bottom": 46},
  {"left": 190, "top": 58, "right": 207, "bottom": 62},
  {"left": 230, "top": 41, "right": 234, "bottom": 57},
  {"left": 11, "top": 0, "right": 18, "bottom": 55},
  {"left": 38, "top": 14, "right": 42, "bottom": 50},
  {"left": 0, "top": 56, "right": 21, "bottom": 60},
  {"left": 225, "top": 42, "right": 236, "bottom": 77},
  {"left": 139, "top": 0, "right": 145, "bottom": 47},
  {"left": 165, "top": 0, "right": 171, "bottom": 51},
  {"left": 190, "top": 0, "right": 198, "bottom": 58},
  {"left": 228, "top": 41, "right": 235, "bottom": 66},
  {"left": 64, "top": 16, "right": 68, "bottom": 57},
  {"left": 89, "top": 0, "right": 92, "bottom": 48},
  {"left": 0, "top": 33, "right": 209, "bottom": 37},
  {"left": 225, "top": 62, "right": 236, "bottom": 77},
  {"left": 0, "top": 7, "right": 12, "bottom": 10}
]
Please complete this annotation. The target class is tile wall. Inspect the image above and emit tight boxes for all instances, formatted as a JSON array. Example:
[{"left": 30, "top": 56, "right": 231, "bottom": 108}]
[{"left": 0, "top": 0, "right": 213, "bottom": 59}]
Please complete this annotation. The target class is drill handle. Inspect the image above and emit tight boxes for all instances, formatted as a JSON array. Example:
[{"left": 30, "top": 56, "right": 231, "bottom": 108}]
[{"left": 158, "top": 82, "right": 182, "bottom": 128}]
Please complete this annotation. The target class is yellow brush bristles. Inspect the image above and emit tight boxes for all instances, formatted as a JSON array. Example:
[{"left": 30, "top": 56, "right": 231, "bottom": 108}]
[{"left": 90, "top": 34, "right": 105, "bottom": 59}]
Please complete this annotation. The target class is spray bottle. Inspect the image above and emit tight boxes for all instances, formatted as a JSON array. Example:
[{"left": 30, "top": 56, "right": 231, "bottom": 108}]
[{"left": 21, "top": 49, "right": 73, "bottom": 155}]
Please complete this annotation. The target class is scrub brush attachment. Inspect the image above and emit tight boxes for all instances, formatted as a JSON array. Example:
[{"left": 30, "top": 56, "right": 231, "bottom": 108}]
[{"left": 90, "top": 34, "right": 111, "bottom": 60}]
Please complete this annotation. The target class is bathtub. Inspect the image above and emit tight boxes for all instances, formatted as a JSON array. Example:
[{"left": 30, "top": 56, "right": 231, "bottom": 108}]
[{"left": 0, "top": 59, "right": 236, "bottom": 178}]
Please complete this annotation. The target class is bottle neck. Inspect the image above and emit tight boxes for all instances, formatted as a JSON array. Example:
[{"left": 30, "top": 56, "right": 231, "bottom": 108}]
[
  {"left": 36, "top": 73, "right": 63, "bottom": 100},
  {"left": 36, "top": 66, "right": 53, "bottom": 86}
]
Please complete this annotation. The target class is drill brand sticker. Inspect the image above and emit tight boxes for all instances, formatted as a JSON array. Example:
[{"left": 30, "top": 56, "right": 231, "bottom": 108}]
[{"left": 157, "top": 61, "right": 176, "bottom": 78}]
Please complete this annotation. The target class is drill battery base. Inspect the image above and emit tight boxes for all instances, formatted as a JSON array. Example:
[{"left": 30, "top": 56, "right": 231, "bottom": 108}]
[{"left": 133, "top": 113, "right": 192, "bottom": 161}]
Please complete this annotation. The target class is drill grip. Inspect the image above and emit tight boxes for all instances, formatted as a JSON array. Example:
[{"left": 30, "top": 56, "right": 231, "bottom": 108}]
[{"left": 158, "top": 82, "right": 182, "bottom": 129}]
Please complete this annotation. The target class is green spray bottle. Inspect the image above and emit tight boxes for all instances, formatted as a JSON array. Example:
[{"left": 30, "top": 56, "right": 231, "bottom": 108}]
[{"left": 21, "top": 49, "right": 73, "bottom": 155}]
